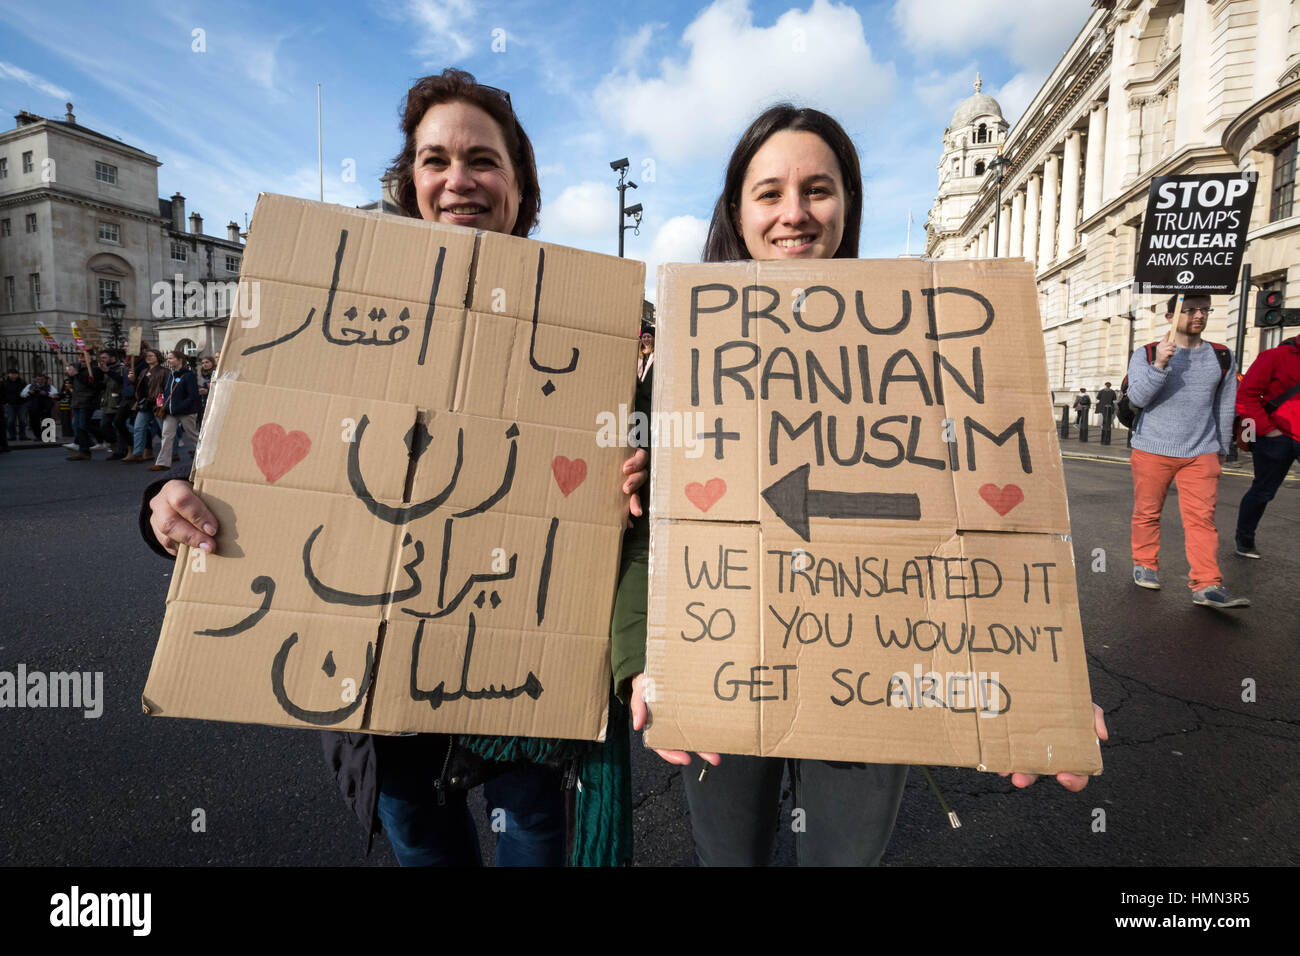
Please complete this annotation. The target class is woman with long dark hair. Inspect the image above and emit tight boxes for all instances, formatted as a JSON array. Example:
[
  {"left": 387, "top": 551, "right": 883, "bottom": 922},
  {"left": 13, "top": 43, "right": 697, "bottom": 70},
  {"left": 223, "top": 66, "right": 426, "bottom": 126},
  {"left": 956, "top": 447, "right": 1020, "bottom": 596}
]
[{"left": 617, "top": 104, "right": 1106, "bottom": 866}]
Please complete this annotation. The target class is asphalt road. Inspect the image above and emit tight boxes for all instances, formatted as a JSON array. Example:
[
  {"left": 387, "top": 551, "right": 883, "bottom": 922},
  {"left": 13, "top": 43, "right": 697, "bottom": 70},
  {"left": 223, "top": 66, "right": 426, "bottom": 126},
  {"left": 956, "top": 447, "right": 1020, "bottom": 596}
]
[{"left": 1, "top": 445, "right": 1296, "bottom": 866}]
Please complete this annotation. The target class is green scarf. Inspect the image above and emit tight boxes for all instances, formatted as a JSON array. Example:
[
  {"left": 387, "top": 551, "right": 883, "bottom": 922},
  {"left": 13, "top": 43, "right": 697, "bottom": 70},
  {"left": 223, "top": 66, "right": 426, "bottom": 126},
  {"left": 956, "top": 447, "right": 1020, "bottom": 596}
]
[{"left": 457, "top": 687, "right": 632, "bottom": 867}]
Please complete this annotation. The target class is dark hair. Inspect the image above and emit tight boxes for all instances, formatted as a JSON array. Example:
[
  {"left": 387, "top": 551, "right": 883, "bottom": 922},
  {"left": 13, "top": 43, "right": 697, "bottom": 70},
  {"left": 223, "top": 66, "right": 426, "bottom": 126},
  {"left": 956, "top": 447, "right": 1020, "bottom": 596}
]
[
  {"left": 387, "top": 69, "right": 540, "bottom": 238},
  {"left": 1167, "top": 292, "right": 1210, "bottom": 314},
  {"left": 702, "top": 104, "right": 862, "bottom": 263},
  {"left": 144, "top": 348, "right": 165, "bottom": 365}
]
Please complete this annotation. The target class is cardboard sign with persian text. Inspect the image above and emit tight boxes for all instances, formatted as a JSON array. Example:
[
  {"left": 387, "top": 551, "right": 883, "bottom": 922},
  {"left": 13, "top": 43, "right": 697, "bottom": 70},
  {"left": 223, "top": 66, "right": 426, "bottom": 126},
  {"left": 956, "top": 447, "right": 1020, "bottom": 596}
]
[
  {"left": 644, "top": 259, "right": 1101, "bottom": 774},
  {"left": 143, "top": 194, "right": 644, "bottom": 740}
]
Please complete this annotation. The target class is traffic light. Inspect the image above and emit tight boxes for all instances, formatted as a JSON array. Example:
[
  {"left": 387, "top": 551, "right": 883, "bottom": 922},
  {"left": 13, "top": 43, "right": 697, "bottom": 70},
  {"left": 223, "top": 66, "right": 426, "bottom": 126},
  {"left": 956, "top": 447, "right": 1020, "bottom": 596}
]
[{"left": 1255, "top": 290, "right": 1300, "bottom": 327}]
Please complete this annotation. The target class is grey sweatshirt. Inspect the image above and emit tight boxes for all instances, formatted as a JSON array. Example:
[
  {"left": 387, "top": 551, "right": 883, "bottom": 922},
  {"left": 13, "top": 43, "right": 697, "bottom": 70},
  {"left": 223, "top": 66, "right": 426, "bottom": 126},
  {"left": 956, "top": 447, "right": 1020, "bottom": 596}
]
[{"left": 1126, "top": 341, "right": 1236, "bottom": 457}]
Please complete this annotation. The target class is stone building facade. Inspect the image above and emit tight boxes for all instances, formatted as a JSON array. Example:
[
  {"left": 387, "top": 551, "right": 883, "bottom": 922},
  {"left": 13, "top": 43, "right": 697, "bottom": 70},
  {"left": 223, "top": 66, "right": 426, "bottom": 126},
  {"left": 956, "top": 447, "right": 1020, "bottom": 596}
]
[
  {"left": 0, "top": 105, "right": 242, "bottom": 359},
  {"left": 926, "top": 0, "right": 1300, "bottom": 406}
]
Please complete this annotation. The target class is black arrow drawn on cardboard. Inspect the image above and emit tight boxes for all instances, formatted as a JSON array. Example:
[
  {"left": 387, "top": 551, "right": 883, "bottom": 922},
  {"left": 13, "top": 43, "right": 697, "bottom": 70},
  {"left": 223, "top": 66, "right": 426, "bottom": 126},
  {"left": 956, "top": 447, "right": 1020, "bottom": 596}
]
[{"left": 761, "top": 463, "right": 922, "bottom": 541}]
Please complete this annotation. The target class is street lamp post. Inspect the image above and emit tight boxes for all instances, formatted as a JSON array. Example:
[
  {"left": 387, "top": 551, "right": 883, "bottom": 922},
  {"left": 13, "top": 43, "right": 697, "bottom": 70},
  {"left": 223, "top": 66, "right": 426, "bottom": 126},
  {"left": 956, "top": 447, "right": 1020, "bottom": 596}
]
[
  {"left": 102, "top": 295, "right": 126, "bottom": 351},
  {"left": 988, "top": 151, "right": 1008, "bottom": 257},
  {"left": 610, "top": 158, "right": 643, "bottom": 257}
]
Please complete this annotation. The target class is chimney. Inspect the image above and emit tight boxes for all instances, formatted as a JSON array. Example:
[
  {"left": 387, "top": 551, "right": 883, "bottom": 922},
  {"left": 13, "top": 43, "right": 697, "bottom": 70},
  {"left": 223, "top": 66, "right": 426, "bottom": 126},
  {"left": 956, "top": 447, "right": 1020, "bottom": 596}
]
[
  {"left": 171, "top": 193, "right": 186, "bottom": 233},
  {"left": 227, "top": 221, "right": 241, "bottom": 242},
  {"left": 15, "top": 110, "right": 41, "bottom": 127},
  {"left": 189, "top": 212, "right": 203, "bottom": 236},
  {"left": 64, "top": 102, "right": 75, "bottom": 124}
]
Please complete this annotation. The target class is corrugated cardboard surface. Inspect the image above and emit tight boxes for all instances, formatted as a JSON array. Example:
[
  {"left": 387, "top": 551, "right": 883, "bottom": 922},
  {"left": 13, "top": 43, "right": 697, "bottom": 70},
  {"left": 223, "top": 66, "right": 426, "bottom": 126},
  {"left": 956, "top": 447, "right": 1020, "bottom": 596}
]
[
  {"left": 144, "top": 194, "right": 643, "bottom": 740},
  {"left": 645, "top": 259, "right": 1101, "bottom": 774}
]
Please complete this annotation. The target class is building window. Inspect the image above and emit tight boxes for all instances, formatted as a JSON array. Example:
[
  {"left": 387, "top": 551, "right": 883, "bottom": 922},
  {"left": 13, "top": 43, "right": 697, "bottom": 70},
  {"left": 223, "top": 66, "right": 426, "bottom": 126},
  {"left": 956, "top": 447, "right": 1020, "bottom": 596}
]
[
  {"left": 98, "top": 278, "right": 122, "bottom": 308},
  {"left": 974, "top": 160, "right": 986, "bottom": 176},
  {"left": 976, "top": 124, "right": 988, "bottom": 144},
  {"left": 98, "top": 221, "right": 120, "bottom": 243},
  {"left": 25, "top": 213, "right": 37, "bottom": 233},
  {"left": 95, "top": 161, "right": 118, "bottom": 184},
  {"left": 1270, "top": 138, "right": 1296, "bottom": 222},
  {"left": 0, "top": 157, "right": 7, "bottom": 178},
  {"left": 22, "top": 151, "right": 34, "bottom": 173},
  {"left": 225, "top": 254, "right": 240, "bottom": 272},
  {"left": 171, "top": 240, "right": 187, "bottom": 262},
  {"left": 0, "top": 219, "right": 9, "bottom": 237},
  {"left": 30, "top": 273, "right": 41, "bottom": 310},
  {"left": 4, "top": 276, "right": 14, "bottom": 312}
]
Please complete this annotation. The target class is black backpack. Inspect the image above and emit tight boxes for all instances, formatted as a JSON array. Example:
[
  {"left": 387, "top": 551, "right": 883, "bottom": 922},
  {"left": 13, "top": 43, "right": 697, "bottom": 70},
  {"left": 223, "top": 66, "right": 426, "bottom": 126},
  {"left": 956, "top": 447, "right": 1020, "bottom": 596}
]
[{"left": 1117, "top": 341, "right": 1231, "bottom": 429}]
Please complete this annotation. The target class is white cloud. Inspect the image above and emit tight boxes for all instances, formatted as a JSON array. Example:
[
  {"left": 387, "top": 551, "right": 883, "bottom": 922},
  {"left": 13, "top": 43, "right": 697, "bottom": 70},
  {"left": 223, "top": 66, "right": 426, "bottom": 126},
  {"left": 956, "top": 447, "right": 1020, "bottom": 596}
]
[
  {"left": 389, "top": 0, "right": 478, "bottom": 62},
  {"left": 275, "top": 164, "right": 375, "bottom": 209},
  {"left": 649, "top": 215, "right": 708, "bottom": 265},
  {"left": 0, "top": 61, "right": 72, "bottom": 101},
  {"left": 619, "top": 23, "right": 660, "bottom": 71},
  {"left": 235, "top": 34, "right": 286, "bottom": 93},
  {"left": 991, "top": 71, "right": 1044, "bottom": 127},
  {"left": 638, "top": 215, "right": 709, "bottom": 301},
  {"left": 545, "top": 181, "right": 617, "bottom": 239},
  {"left": 596, "top": 0, "right": 894, "bottom": 164},
  {"left": 892, "top": 0, "right": 1095, "bottom": 74}
]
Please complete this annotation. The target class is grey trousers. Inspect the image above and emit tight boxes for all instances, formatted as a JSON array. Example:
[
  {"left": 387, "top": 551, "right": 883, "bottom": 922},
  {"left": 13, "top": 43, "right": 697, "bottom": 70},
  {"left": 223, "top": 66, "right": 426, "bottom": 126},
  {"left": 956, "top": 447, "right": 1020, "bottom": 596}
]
[{"left": 682, "top": 754, "right": 908, "bottom": 866}]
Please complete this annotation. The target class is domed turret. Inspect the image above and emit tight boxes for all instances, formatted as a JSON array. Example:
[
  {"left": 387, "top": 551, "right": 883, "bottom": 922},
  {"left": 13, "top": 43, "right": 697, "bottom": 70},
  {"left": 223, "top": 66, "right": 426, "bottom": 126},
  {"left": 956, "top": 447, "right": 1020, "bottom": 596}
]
[
  {"left": 952, "top": 74, "right": 1004, "bottom": 130},
  {"left": 927, "top": 73, "right": 1009, "bottom": 258}
]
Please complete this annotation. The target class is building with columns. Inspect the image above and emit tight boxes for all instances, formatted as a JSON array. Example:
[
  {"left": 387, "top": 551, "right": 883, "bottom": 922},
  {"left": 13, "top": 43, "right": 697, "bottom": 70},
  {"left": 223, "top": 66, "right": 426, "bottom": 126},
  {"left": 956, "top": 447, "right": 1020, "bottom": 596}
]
[{"left": 925, "top": 0, "right": 1300, "bottom": 407}]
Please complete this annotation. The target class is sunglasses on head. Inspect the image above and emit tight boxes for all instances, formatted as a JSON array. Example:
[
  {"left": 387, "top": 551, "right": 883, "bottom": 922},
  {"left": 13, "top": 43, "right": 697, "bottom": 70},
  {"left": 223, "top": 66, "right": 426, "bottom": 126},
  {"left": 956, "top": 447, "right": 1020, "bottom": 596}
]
[{"left": 477, "top": 84, "right": 513, "bottom": 110}]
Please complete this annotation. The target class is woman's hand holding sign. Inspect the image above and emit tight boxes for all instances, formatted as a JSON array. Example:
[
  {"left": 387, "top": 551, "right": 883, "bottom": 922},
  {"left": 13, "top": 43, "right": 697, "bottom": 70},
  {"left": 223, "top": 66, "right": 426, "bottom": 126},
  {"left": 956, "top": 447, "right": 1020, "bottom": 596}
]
[
  {"left": 149, "top": 480, "right": 219, "bottom": 556},
  {"left": 630, "top": 672, "right": 721, "bottom": 768},
  {"left": 1001, "top": 702, "right": 1108, "bottom": 791}
]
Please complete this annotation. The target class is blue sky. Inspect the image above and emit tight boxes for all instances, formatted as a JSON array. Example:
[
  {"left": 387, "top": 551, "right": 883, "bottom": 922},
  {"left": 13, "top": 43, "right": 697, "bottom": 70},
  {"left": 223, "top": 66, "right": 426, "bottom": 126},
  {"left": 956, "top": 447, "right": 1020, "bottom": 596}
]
[{"left": 0, "top": 0, "right": 1095, "bottom": 298}]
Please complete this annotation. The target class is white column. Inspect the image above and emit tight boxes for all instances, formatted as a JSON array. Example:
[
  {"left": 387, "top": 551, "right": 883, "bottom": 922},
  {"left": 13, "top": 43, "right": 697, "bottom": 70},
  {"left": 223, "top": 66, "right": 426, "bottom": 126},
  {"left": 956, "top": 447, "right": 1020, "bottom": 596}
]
[
  {"left": 1174, "top": 0, "right": 1210, "bottom": 152},
  {"left": 997, "top": 204, "right": 1011, "bottom": 257},
  {"left": 1058, "top": 131, "right": 1082, "bottom": 257},
  {"left": 1082, "top": 103, "right": 1107, "bottom": 219},
  {"left": 1255, "top": 0, "right": 1290, "bottom": 102},
  {"left": 1103, "top": 16, "right": 1135, "bottom": 201},
  {"left": 1009, "top": 189, "right": 1025, "bottom": 258},
  {"left": 1038, "top": 152, "right": 1060, "bottom": 266},
  {"left": 1023, "top": 173, "right": 1041, "bottom": 268},
  {"left": 978, "top": 227, "right": 988, "bottom": 257}
]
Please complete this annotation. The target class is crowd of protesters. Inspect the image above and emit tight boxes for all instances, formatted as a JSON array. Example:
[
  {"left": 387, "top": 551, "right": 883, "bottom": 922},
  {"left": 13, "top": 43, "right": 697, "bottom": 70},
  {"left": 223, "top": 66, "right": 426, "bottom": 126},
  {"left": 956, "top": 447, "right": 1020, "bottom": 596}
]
[{"left": 0, "top": 347, "right": 217, "bottom": 466}]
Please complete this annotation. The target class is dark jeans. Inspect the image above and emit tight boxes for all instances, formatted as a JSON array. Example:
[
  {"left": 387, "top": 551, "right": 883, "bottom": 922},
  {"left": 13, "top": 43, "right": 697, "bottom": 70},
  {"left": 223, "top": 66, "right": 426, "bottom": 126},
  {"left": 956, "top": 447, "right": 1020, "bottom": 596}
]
[
  {"left": 681, "top": 754, "right": 908, "bottom": 866},
  {"left": 71, "top": 406, "right": 95, "bottom": 453},
  {"left": 132, "top": 409, "right": 165, "bottom": 456},
  {"left": 28, "top": 405, "right": 54, "bottom": 441},
  {"left": 1237, "top": 432, "right": 1300, "bottom": 539},
  {"left": 4, "top": 404, "right": 27, "bottom": 440},
  {"left": 112, "top": 405, "right": 134, "bottom": 452},
  {"left": 374, "top": 734, "right": 566, "bottom": 867}
]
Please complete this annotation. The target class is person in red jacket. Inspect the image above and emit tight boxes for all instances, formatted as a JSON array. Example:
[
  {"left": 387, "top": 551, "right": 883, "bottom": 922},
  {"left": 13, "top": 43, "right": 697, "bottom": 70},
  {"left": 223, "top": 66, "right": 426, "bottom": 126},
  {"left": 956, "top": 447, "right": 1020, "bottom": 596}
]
[{"left": 1235, "top": 335, "right": 1300, "bottom": 558}]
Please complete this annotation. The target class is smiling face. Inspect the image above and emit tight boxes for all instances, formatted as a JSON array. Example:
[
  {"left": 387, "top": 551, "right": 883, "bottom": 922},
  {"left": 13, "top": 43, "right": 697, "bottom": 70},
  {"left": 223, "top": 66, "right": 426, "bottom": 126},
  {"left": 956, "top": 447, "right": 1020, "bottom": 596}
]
[
  {"left": 413, "top": 100, "right": 520, "bottom": 236},
  {"left": 733, "top": 130, "right": 847, "bottom": 262}
]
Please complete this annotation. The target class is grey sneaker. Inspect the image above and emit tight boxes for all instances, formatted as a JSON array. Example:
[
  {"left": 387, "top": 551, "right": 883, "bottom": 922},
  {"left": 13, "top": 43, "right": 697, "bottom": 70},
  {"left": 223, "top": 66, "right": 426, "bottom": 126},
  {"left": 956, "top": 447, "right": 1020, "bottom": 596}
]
[
  {"left": 1235, "top": 536, "right": 1260, "bottom": 559},
  {"left": 1133, "top": 566, "right": 1161, "bottom": 590},
  {"left": 1192, "top": 585, "right": 1251, "bottom": 608}
]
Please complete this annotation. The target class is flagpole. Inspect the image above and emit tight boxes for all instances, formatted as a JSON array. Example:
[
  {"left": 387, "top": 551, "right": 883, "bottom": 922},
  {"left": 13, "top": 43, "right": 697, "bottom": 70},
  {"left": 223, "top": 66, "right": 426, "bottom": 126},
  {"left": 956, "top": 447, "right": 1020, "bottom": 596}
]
[{"left": 317, "top": 84, "right": 323, "bottom": 202}]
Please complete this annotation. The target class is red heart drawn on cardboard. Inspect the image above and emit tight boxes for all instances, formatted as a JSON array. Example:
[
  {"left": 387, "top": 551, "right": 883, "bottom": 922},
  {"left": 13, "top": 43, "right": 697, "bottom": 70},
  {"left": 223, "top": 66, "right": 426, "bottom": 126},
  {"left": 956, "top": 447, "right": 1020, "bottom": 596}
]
[
  {"left": 252, "top": 423, "right": 312, "bottom": 484},
  {"left": 551, "top": 456, "right": 587, "bottom": 497},
  {"left": 979, "top": 482, "right": 1024, "bottom": 516},
  {"left": 685, "top": 478, "right": 727, "bottom": 513}
]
